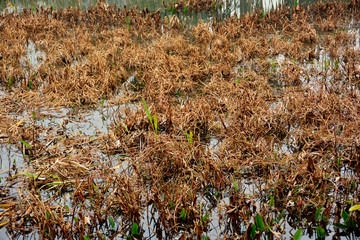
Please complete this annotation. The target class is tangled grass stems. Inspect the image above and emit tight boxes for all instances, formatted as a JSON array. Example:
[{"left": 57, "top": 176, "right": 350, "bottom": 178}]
[{"left": 0, "top": 0, "right": 360, "bottom": 239}]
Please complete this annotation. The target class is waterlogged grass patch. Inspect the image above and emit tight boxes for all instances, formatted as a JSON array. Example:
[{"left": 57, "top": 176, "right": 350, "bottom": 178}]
[{"left": 0, "top": 0, "right": 360, "bottom": 239}]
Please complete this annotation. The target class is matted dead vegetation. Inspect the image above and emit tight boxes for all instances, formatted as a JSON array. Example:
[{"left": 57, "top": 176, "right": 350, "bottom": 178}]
[{"left": 1, "top": 0, "right": 360, "bottom": 239}]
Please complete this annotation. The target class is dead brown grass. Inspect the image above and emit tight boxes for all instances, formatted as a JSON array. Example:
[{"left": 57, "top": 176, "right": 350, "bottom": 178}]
[{"left": 1, "top": 0, "right": 360, "bottom": 239}]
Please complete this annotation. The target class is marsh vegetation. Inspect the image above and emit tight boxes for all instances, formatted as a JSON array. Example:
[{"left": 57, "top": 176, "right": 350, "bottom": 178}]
[{"left": 0, "top": 0, "right": 360, "bottom": 239}]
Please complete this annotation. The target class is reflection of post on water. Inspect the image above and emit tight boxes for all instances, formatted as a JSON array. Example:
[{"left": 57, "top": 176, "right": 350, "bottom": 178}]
[
  {"left": 261, "top": 0, "right": 284, "bottom": 12},
  {"left": 224, "top": 0, "right": 283, "bottom": 17},
  {"left": 225, "top": 0, "right": 316, "bottom": 17}
]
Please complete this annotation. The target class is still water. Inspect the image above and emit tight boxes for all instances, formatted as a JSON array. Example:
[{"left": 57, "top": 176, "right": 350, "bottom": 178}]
[{"left": 1, "top": 0, "right": 316, "bottom": 16}]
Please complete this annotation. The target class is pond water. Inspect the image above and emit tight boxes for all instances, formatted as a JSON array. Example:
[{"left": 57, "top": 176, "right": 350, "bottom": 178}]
[{"left": 1, "top": 0, "right": 317, "bottom": 16}]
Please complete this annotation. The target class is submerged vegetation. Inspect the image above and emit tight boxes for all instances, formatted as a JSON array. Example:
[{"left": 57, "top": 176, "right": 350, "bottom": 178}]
[{"left": 1, "top": 0, "right": 360, "bottom": 239}]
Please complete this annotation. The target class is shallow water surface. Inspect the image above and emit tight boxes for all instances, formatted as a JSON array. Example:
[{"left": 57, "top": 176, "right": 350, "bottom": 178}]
[
  {"left": 2, "top": 0, "right": 318, "bottom": 16},
  {"left": 0, "top": 144, "right": 24, "bottom": 183}
]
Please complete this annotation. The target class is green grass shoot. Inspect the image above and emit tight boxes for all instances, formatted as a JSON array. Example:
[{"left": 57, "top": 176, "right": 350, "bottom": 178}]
[{"left": 142, "top": 98, "right": 158, "bottom": 138}]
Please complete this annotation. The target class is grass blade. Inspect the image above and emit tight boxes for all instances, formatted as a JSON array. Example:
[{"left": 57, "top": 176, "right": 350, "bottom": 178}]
[
  {"left": 349, "top": 205, "right": 360, "bottom": 212},
  {"left": 255, "top": 214, "right": 265, "bottom": 231},
  {"left": 293, "top": 229, "right": 302, "bottom": 240},
  {"left": 108, "top": 217, "right": 115, "bottom": 228},
  {"left": 153, "top": 112, "right": 158, "bottom": 135},
  {"left": 141, "top": 98, "right": 153, "bottom": 128},
  {"left": 131, "top": 223, "right": 139, "bottom": 236},
  {"left": 21, "top": 139, "right": 32, "bottom": 148}
]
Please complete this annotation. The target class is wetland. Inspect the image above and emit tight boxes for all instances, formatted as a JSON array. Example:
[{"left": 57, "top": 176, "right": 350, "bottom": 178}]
[{"left": 0, "top": 0, "right": 360, "bottom": 239}]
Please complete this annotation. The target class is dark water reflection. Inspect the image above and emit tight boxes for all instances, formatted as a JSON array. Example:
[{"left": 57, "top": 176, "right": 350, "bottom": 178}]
[{"left": 1, "top": 0, "right": 317, "bottom": 16}]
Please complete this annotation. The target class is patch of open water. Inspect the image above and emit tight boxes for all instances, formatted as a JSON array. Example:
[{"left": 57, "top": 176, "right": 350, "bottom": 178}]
[
  {"left": 37, "top": 106, "right": 114, "bottom": 136},
  {"left": 0, "top": 145, "right": 27, "bottom": 239},
  {"left": 18, "top": 101, "right": 139, "bottom": 137},
  {"left": 20, "top": 40, "right": 46, "bottom": 75}
]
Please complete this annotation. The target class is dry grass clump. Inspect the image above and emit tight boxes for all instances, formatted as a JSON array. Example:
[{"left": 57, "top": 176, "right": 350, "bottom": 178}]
[
  {"left": 0, "top": 5, "right": 164, "bottom": 105},
  {"left": 1, "top": 0, "right": 360, "bottom": 239},
  {"left": 0, "top": 115, "right": 14, "bottom": 142},
  {"left": 165, "top": 0, "right": 223, "bottom": 15}
]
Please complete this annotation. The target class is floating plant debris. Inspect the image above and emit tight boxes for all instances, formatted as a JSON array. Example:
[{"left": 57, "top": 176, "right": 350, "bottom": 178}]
[{"left": 0, "top": 0, "right": 360, "bottom": 239}]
